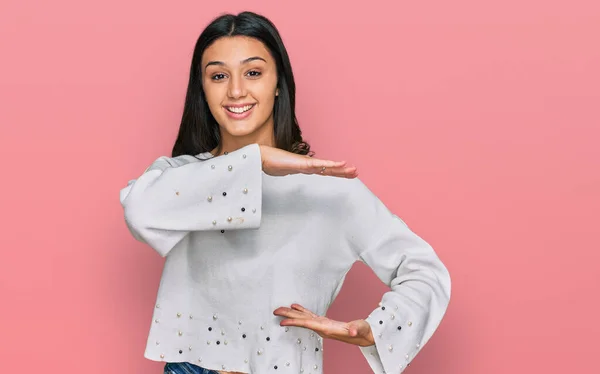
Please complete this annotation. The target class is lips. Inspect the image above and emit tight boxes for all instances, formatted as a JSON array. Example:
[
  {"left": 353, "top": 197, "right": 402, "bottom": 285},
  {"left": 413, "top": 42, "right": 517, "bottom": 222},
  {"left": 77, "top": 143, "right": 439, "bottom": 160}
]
[
  {"left": 225, "top": 104, "right": 255, "bottom": 114},
  {"left": 223, "top": 103, "right": 256, "bottom": 120}
]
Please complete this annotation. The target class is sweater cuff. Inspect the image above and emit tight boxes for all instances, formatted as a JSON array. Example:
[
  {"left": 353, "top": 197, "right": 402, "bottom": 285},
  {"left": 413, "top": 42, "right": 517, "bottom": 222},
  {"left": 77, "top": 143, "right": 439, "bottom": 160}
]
[{"left": 358, "top": 302, "right": 423, "bottom": 373}]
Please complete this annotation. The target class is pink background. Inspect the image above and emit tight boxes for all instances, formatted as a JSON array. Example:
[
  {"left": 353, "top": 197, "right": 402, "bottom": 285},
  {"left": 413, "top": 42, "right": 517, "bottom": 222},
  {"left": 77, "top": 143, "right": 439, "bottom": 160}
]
[{"left": 1, "top": 0, "right": 599, "bottom": 372}]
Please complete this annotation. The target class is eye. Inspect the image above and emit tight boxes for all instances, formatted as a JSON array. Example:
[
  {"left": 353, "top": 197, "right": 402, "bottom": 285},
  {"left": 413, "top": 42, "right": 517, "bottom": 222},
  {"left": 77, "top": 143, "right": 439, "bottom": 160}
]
[
  {"left": 246, "top": 70, "right": 261, "bottom": 78},
  {"left": 211, "top": 73, "right": 227, "bottom": 81}
]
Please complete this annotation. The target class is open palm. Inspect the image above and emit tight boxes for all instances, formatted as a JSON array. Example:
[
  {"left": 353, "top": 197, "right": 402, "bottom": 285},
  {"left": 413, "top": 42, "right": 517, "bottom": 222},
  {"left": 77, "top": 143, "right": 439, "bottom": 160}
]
[
  {"left": 273, "top": 303, "right": 374, "bottom": 347},
  {"left": 259, "top": 145, "right": 358, "bottom": 178}
]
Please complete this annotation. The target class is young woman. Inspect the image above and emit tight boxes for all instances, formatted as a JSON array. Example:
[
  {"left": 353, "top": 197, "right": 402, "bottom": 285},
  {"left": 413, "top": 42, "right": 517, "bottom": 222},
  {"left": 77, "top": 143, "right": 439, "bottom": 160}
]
[{"left": 119, "top": 11, "right": 451, "bottom": 374}]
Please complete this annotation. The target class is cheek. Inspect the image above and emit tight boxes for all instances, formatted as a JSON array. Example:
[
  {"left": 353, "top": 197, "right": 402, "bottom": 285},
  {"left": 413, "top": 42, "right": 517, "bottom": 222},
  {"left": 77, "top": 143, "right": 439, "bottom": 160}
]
[
  {"left": 254, "top": 81, "right": 278, "bottom": 106},
  {"left": 203, "top": 85, "right": 224, "bottom": 111}
]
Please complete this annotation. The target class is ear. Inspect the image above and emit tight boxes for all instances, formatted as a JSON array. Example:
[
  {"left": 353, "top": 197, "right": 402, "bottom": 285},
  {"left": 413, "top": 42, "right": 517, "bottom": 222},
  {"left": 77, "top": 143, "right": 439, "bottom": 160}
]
[{"left": 275, "top": 88, "right": 279, "bottom": 96}]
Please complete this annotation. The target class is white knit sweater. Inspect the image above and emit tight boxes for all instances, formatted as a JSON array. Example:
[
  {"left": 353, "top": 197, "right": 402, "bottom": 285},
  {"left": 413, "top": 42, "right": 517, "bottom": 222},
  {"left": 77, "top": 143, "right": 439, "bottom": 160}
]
[{"left": 119, "top": 143, "right": 451, "bottom": 374}]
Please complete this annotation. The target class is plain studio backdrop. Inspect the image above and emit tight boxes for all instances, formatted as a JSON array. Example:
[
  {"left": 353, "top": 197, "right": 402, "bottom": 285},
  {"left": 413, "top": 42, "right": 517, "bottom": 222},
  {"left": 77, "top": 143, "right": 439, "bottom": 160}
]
[{"left": 0, "top": 0, "right": 598, "bottom": 373}]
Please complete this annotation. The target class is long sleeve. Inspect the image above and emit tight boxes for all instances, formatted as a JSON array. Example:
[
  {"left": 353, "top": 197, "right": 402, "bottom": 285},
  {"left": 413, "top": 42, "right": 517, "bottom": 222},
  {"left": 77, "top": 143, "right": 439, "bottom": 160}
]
[
  {"left": 119, "top": 143, "right": 263, "bottom": 257},
  {"left": 344, "top": 179, "right": 451, "bottom": 374}
]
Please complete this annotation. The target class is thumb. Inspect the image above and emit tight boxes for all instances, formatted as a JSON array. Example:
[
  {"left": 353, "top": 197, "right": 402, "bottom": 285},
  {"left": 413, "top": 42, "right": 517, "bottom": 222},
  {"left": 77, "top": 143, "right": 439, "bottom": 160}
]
[{"left": 348, "top": 323, "right": 359, "bottom": 337}]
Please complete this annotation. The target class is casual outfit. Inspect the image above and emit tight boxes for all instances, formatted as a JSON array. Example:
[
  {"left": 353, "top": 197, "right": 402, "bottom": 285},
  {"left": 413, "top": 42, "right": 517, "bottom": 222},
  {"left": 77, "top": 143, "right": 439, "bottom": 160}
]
[{"left": 119, "top": 143, "right": 451, "bottom": 373}]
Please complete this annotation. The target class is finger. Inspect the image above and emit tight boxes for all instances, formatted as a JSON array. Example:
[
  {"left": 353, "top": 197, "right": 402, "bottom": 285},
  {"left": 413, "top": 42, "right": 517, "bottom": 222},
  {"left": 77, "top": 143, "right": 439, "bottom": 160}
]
[
  {"left": 305, "top": 158, "right": 347, "bottom": 170},
  {"left": 291, "top": 304, "right": 319, "bottom": 318},
  {"left": 281, "top": 318, "right": 352, "bottom": 340},
  {"left": 316, "top": 166, "right": 358, "bottom": 178},
  {"left": 329, "top": 166, "right": 358, "bottom": 177},
  {"left": 348, "top": 320, "right": 372, "bottom": 340},
  {"left": 348, "top": 326, "right": 358, "bottom": 337},
  {"left": 279, "top": 318, "right": 325, "bottom": 333},
  {"left": 273, "top": 307, "right": 310, "bottom": 320},
  {"left": 302, "top": 158, "right": 358, "bottom": 178}
]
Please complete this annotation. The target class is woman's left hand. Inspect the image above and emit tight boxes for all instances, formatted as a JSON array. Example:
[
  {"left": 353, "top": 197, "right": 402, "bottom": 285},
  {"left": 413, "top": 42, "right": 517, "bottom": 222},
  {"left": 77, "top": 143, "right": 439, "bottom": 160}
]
[{"left": 273, "top": 303, "right": 375, "bottom": 347}]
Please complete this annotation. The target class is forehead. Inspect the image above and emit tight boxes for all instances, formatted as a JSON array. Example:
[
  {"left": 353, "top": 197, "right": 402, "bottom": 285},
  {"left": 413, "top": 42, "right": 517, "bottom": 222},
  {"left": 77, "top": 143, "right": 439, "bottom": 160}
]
[{"left": 202, "top": 36, "right": 272, "bottom": 65}]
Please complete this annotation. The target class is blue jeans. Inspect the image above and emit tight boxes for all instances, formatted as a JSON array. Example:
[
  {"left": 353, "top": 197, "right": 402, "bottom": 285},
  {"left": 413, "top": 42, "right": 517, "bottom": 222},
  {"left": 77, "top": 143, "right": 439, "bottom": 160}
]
[{"left": 164, "top": 362, "right": 221, "bottom": 374}]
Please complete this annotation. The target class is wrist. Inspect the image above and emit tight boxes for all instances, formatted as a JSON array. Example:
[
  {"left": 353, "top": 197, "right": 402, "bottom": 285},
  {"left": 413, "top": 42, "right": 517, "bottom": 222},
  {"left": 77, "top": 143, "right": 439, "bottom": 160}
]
[{"left": 361, "top": 319, "right": 375, "bottom": 346}]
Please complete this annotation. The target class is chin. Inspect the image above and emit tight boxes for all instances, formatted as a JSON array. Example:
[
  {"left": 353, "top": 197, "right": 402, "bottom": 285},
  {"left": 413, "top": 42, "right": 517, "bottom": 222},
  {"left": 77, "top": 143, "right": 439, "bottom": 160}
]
[{"left": 222, "top": 121, "right": 260, "bottom": 137}]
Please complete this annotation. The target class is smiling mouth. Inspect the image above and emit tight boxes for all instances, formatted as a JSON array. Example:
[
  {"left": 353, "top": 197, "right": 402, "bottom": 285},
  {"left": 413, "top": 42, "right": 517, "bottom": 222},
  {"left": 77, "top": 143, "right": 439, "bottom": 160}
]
[{"left": 225, "top": 104, "right": 255, "bottom": 114}]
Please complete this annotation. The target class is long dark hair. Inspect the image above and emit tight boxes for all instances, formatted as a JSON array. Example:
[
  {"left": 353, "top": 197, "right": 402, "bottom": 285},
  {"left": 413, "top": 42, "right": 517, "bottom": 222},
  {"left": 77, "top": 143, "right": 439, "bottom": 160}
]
[{"left": 171, "top": 11, "right": 312, "bottom": 158}]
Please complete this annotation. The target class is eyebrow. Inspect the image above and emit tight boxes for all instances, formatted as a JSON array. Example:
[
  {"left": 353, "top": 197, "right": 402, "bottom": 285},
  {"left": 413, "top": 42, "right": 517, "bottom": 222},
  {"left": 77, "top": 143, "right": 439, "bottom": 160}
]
[{"left": 204, "top": 56, "right": 267, "bottom": 69}]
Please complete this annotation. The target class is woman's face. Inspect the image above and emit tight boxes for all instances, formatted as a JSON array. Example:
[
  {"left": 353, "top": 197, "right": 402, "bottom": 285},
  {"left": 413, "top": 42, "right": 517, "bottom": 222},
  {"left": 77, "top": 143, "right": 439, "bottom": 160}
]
[{"left": 201, "top": 36, "right": 279, "bottom": 141}]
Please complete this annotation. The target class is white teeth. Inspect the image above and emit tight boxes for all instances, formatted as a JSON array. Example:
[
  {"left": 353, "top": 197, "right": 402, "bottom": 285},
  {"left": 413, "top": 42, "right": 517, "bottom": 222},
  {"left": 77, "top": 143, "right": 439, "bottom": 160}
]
[{"left": 227, "top": 105, "right": 253, "bottom": 114}]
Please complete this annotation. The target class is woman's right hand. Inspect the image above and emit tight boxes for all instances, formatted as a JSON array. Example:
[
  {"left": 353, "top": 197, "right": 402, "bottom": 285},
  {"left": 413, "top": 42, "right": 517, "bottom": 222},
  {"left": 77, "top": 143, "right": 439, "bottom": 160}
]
[{"left": 259, "top": 145, "right": 358, "bottom": 178}]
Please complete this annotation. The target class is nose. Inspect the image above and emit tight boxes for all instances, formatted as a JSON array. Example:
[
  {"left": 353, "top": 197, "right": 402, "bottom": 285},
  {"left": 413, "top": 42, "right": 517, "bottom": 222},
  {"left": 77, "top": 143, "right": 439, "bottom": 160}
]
[{"left": 227, "top": 74, "right": 246, "bottom": 99}]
